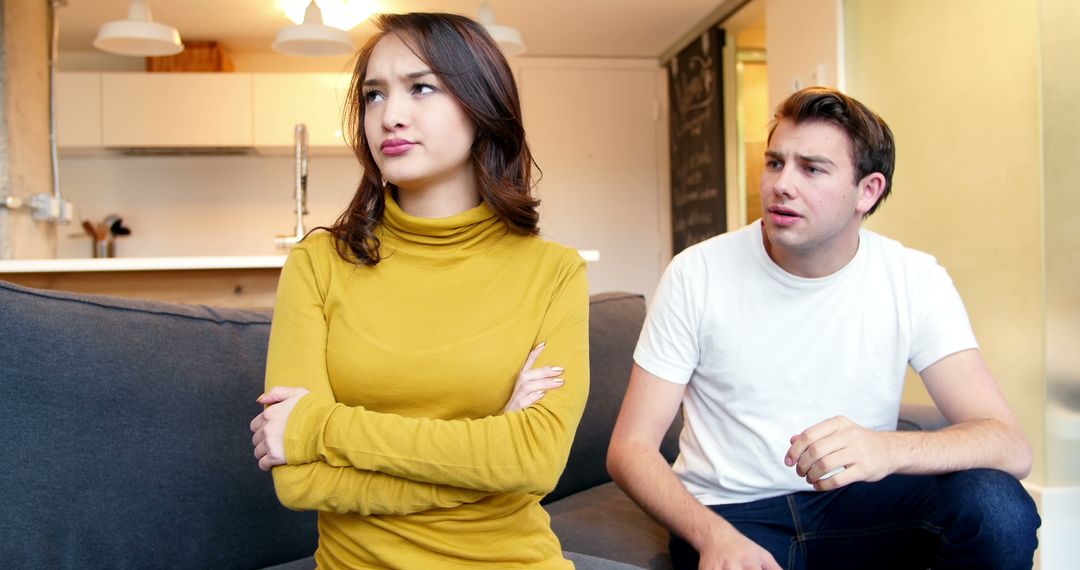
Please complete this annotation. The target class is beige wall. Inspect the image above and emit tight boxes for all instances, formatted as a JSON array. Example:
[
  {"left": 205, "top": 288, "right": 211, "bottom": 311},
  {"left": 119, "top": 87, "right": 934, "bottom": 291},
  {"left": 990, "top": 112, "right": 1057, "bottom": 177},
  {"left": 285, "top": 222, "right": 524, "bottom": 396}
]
[
  {"left": 0, "top": 0, "right": 56, "bottom": 259},
  {"left": 844, "top": 0, "right": 1046, "bottom": 483},
  {"left": 1041, "top": 0, "right": 1080, "bottom": 486},
  {"left": 765, "top": 0, "right": 842, "bottom": 112}
]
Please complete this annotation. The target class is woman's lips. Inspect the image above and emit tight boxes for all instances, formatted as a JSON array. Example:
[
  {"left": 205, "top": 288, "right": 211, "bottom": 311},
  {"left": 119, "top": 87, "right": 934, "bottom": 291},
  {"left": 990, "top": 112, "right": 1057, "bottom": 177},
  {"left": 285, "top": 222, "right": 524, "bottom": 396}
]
[{"left": 381, "top": 139, "right": 415, "bottom": 157}]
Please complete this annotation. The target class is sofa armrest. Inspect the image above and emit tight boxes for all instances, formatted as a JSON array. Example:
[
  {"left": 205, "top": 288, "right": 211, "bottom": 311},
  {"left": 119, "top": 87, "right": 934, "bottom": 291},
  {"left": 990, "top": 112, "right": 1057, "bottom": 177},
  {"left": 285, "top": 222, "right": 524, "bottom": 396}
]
[{"left": 897, "top": 403, "right": 949, "bottom": 431}]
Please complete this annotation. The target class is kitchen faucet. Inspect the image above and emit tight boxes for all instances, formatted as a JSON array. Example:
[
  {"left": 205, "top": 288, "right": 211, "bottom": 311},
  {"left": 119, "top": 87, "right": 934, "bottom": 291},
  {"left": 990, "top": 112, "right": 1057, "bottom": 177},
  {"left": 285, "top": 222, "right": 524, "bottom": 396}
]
[{"left": 275, "top": 123, "right": 309, "bottom": 249}]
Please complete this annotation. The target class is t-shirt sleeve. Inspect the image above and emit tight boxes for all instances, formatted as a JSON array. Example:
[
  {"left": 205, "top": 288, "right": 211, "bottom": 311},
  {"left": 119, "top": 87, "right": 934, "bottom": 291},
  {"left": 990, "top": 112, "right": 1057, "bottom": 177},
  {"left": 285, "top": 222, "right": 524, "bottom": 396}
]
[
  {"left": 908, "top": 262, "right": 979, "bottom": 373},
  {"left": 633, "top": 251, "right": 702, "bottom": 385}
]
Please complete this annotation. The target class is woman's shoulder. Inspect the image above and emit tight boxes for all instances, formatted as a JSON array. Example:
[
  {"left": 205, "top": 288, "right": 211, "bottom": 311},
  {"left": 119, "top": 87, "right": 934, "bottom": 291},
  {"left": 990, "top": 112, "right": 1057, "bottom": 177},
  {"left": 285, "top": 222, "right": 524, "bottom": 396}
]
[
  {"left": 508, "top": 234, "right": 586, "bottom": 270},
  {"left": 292, "top": 230, "right": 354, "bottom": 264},
  {"left": 281, "top": 230, "right": 363, "bottom": 280}
]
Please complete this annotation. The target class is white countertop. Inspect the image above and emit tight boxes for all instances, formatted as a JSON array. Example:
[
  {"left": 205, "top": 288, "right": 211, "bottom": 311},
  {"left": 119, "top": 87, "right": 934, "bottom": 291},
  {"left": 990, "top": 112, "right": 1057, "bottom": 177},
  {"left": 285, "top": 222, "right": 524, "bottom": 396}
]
[
  {"left": 0, "top": 256, "right": 288, "bottom": 273},
  {"left": 0, "top": 250, "right": 599, "bottom": 273}
]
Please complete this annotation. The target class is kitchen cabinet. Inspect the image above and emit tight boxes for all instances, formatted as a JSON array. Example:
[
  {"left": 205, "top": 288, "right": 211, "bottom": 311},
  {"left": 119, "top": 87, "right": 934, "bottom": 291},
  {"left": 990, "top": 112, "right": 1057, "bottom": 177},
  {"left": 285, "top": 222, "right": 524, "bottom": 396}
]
[
  {"left": 57, "top": 72, "right": 102, "bottom": 150},
  {"left": 101, "top": 73, "right": 253, "bottom": 148},
  {"left": 253, "top": 73, "right": 353, "bottom": 154}
]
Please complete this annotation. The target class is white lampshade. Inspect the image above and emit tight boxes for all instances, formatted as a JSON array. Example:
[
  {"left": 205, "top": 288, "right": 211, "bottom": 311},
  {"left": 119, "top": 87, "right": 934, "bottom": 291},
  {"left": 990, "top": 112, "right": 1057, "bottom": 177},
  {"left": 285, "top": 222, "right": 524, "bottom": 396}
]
[
  {"left": 94, "top": 0, "right": 183, "bottom": 57},
  {"left": 478, "top": 1, "right": 525, "bottom": 57},
  {"left": 273, "top": 1, "right": 354, "bottom": 57}
]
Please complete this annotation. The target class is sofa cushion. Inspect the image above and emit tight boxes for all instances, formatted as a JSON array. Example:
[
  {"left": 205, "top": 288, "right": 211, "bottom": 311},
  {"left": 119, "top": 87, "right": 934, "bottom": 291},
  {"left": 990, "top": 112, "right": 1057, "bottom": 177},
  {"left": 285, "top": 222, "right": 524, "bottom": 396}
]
[
  {"left": 546, "top": 292, "right": 682, "bottom": 504},
  {"left": 547, "top": 481, "right": 673, "bottom": 570},
  {"left": 0, "top": 280, "right": 316, "bottom": 569}
]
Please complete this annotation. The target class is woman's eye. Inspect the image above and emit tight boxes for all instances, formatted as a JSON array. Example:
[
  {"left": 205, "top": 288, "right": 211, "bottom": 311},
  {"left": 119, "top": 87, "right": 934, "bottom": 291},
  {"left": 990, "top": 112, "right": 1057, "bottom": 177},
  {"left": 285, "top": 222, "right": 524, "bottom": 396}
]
[
  {"left": 413, "top": 83, "right": 437, "bottom": 96},
  {"left": 363, "top": 90, "right": 384, "bottom": 104}
]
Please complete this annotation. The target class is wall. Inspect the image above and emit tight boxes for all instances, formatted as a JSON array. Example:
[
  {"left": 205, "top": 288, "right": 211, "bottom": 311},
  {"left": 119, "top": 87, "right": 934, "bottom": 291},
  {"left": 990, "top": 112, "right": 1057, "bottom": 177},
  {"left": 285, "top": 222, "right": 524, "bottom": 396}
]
[
  {"left": 764, "top": 0, "right": 842, "bottom": 113},
  {"left": 844, "top": 0, "right": 1046, "bottom": 483},
  {"left": 1041, "top": 0, "right": 1080, "bottom": 488},
  {"left": 0, "top": 0, "right": 56, "bottom": 259},
  {"left": 56, "top": 154, "right": 360, "bottom": 258}
]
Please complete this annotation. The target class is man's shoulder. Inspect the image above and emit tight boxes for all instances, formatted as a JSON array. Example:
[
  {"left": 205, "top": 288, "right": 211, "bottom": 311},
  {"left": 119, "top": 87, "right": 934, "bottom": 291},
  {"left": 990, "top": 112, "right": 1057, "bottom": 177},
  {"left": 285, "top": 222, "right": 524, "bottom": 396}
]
[
  {"left": 861, "top": 228, "right": 941, "bottom": 271},
  {"left": 671, "top": 222, "right": 759, "bottom": 271}
]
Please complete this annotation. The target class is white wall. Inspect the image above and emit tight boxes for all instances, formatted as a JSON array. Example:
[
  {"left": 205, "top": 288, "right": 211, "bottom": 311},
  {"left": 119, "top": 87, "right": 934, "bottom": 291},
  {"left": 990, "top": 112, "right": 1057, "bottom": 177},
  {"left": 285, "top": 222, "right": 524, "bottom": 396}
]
[
  {"left": 56, "top": 154, "right": 360, "bottom": 259},
  {"left": 520, "top": 59, "right": 669, "bottom": 299}
]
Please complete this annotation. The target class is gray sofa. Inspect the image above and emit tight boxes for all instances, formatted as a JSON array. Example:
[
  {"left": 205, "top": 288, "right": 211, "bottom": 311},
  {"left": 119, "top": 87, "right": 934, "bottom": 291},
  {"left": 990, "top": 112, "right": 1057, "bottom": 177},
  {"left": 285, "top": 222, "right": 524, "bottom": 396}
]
[{"left": 0, "top": 280, "right": 942, "bottom": 569}]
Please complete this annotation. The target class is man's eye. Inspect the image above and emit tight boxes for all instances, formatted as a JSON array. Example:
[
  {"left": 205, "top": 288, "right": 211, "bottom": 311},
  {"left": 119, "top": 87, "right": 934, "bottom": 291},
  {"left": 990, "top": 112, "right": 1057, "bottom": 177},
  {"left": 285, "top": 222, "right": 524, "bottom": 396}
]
[
  {"left": 805, "top": 166, "right": 822, "bottom": 175},
  {"left": 765, "top": 160, "right": 782, "bottom": 169}
]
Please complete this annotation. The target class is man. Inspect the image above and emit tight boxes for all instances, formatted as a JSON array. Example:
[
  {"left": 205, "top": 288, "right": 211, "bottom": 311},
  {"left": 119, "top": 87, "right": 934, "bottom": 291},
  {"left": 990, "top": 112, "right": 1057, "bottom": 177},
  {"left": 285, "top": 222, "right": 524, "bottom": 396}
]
[{"left": 607, "top": 87, "right": 1039, "bottom": 569}]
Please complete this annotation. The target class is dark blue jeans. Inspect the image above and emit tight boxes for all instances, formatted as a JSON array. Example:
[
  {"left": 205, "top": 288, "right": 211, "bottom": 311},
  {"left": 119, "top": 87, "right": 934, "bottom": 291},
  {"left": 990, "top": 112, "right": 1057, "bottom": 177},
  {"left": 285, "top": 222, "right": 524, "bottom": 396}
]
[{"left": 669, "top": 469, "right": 1040, "bottom": 570}]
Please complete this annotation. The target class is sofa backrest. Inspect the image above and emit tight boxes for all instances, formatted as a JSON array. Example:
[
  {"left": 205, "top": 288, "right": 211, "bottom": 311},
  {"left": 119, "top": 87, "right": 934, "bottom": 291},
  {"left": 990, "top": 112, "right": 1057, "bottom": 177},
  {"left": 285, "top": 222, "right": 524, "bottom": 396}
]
[
  {"left": 0, "top": 280, "right": 316, "bottom": 570},
  {"left": 545, "top": 292, "right": 682, "bottom": 504},
  {"left": 0, "top": 281, "right": 671, "bottom": 565}
]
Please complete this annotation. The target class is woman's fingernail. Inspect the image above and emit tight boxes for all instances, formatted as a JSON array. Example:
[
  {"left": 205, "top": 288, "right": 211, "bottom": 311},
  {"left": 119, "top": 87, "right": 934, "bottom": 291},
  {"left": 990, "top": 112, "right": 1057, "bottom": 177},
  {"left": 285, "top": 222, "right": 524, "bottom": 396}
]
[
  {"left": 536, "top": 342, "right": 546, "bottom": 349},
  {"left": 551, "top": 366, "right": 565, "bottom": 372},
  {"left": 553, "top": 379, "right": 564, "bottom": 384},
  {"left": 256, "top": 394, "right": 265, "bottom": 403}
]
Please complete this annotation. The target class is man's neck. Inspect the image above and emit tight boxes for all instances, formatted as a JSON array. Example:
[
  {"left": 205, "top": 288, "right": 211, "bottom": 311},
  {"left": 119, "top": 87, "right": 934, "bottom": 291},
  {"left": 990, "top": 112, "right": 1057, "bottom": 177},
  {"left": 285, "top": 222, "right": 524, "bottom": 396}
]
[{"left": 761, "top": 224, "right": 862, "bottom": 279}]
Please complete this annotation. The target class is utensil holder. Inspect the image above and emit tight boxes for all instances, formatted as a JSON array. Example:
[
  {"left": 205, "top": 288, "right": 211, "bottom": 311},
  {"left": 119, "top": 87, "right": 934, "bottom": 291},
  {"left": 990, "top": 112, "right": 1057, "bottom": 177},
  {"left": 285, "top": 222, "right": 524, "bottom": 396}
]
[{"left": 93, "top": 238, "right": 115, "bottom": 259}]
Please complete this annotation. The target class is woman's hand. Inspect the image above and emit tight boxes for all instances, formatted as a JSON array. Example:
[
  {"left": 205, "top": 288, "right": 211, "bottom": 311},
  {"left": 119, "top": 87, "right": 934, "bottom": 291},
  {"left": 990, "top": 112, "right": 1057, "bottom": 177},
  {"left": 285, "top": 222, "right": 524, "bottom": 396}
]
[
  {"left": 250, "top": 386, "right": 310, "bottom": 471},
  {"left": 503, "top": 343, "right": 565, "bottom": 413}
]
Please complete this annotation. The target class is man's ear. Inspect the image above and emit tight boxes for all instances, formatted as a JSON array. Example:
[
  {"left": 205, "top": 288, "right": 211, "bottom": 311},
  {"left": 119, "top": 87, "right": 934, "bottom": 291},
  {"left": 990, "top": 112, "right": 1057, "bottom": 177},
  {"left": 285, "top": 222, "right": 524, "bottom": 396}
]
[{"left": 855, "top": 172, "right": 886, "bottom": 215}]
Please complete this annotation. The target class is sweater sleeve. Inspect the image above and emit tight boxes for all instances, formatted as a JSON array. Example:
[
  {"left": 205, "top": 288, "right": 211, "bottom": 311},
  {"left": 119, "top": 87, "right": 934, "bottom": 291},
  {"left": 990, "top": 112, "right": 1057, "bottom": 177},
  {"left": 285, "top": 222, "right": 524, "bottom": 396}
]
[
  {"left": 284, "top": 253, "right": 590, "bottom": 496},
  {"left": 271, "top": 462, "right": 487, "bottom": 515},
  {"left": 266, "top": 244, "right": 490, "bottom": 513}
]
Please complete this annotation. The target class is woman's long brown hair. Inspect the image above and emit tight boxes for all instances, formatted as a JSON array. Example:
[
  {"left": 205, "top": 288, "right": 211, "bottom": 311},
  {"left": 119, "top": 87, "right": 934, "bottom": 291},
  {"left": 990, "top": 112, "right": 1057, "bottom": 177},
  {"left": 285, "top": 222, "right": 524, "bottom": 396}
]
[{"left": 321, "top": 12, "right": 540, "bottom": 265}]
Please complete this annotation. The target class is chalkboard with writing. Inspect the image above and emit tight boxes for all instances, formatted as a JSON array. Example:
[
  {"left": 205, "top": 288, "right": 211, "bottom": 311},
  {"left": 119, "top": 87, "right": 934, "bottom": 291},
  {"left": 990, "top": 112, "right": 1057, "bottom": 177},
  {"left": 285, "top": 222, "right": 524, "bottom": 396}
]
[{"left": 669, "top": 28, "right": 726, "bottom": 255}]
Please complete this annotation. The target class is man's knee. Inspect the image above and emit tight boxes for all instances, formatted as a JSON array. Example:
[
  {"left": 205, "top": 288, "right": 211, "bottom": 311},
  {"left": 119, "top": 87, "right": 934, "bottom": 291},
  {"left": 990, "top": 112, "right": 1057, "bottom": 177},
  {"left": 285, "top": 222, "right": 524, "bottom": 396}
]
[{"left": 939, "top": 469, "right": 1040, "bottom": 566}]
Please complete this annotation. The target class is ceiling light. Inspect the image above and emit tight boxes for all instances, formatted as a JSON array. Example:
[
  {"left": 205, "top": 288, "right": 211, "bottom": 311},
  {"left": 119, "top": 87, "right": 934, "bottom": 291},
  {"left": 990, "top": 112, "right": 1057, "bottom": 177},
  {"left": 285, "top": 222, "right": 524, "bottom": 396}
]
[
  {"left": 281, "top": 0, "right": 376, "bottom": 31},
  {"left": 273, "top": 0, "right": 355, "bottom": 57},
  {"left": 477, "top": 1, "right": 525, "bottom": 57},
  {"left": 93, "top": 0, "right": 183, "bottom": 57}
]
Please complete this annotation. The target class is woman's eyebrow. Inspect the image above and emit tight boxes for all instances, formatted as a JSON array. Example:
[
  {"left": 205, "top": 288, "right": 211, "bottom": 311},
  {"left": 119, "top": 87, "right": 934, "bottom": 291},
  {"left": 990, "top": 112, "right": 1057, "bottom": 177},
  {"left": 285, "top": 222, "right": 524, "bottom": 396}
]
[{"left": 363, "top": 70, "right": 434, "bottom": 87}]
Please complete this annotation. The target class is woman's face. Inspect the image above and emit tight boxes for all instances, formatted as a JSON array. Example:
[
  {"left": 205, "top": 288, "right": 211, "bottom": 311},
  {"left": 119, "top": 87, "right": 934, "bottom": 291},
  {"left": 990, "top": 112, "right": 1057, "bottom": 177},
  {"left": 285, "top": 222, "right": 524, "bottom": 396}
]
[{"left": 362, "top": 34, "right": 477, "bottom": 194}]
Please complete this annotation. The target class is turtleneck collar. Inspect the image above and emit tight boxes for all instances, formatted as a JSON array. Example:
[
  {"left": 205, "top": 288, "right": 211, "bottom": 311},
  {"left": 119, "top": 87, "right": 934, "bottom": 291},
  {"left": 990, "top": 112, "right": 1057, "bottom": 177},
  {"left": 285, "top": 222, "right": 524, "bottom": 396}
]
[{"left": 379, "top": 189, "right": 507, "bottom": 255}]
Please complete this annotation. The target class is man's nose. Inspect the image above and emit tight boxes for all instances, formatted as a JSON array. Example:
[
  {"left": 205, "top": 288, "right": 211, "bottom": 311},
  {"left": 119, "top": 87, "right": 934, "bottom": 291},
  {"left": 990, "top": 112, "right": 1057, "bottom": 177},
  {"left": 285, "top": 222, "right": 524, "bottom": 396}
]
[{"left": 770, "top": 164, "right": 798, "bottom": 198}]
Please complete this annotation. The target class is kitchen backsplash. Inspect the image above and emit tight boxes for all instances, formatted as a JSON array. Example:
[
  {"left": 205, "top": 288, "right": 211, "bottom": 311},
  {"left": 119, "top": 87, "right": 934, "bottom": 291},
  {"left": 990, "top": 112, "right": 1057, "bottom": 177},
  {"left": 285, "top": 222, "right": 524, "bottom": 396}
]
[{"left": 57, "top": 154, "right": 360, "bottom": 259}]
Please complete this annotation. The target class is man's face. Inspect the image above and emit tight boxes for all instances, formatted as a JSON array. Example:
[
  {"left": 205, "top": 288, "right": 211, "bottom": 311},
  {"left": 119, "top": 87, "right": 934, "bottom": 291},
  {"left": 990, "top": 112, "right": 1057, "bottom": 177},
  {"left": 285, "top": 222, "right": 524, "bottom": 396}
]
[{"left": 759, "top": 118, "right": 879, "bottom": 273}]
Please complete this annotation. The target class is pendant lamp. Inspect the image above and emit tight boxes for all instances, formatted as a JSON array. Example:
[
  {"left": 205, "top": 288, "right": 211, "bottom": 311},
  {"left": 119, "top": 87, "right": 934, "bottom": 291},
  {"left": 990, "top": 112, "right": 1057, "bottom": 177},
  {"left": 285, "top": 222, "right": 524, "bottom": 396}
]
[
  {"left": 273, "top": 1, "right": 355, "bottom": 57},
  {"left": 478, "top": 1, "right": 525, "bottom": 57},
  {"left": 94, "top": 0, "right": 183, "bottom": 57}
]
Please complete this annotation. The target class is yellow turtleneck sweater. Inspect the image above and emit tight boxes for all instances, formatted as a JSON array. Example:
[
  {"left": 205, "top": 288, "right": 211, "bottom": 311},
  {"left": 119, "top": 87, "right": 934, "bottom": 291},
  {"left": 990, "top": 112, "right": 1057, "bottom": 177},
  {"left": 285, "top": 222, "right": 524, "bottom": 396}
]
[{"left": 265, "top": 194, "right": 589, "bottom": 569}]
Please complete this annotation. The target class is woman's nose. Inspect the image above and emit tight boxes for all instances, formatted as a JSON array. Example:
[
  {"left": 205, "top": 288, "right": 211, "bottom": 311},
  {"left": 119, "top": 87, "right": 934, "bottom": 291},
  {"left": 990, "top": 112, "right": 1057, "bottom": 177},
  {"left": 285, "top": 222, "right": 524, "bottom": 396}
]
[{"left": 381, "top": 93, "right": 408, "bottom": 130}]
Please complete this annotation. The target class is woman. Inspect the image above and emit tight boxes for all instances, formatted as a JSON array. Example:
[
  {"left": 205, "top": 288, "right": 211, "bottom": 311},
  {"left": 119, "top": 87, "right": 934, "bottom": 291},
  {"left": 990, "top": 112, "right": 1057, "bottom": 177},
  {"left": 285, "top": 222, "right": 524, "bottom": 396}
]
[{"left": 248, "top": 12, "right": 590, "bottom": 569}]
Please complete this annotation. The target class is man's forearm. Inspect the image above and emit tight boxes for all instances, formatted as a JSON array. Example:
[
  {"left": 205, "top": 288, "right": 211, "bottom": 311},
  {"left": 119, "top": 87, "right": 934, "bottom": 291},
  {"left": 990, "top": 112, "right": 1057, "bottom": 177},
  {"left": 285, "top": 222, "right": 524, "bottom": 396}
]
[
  {"left": 607, "top": 441, "right": 736, "bottom": 552},
  {"left": 888, "top": 418, "right": 1031, "bottom": 479}
]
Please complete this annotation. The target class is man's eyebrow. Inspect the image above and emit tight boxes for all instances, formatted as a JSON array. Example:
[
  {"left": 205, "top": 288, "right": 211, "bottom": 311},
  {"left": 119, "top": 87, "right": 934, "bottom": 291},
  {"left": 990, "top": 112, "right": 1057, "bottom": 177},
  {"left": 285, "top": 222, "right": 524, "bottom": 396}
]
[
  {"left": 797, "top": 154, "right": 835, "bottom": 165},
  {"left": 362, "top": 70, "right": 435, "bottom": 87}
]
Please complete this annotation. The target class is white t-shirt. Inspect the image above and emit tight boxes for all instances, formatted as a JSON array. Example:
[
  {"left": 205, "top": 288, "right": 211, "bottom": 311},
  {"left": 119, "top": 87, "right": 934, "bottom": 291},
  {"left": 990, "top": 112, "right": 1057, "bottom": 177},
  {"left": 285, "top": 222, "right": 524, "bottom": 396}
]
[{"left": 634, "top": 221, "right": 978, "bottom": 505}]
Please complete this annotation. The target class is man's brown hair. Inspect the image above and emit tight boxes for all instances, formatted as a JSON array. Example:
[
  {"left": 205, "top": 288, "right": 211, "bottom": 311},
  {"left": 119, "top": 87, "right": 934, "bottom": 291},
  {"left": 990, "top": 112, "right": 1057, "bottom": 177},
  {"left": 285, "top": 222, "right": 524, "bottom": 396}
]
[{"left": 769, "top": 87, "right": 895, "bottom": 216}]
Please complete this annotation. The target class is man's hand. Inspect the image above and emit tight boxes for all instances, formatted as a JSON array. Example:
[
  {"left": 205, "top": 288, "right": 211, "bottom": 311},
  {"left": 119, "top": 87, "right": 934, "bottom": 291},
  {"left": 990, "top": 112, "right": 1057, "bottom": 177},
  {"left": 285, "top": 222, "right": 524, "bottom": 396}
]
[
  {"left": 785, "top": 416, "right": 896, "bottom": 491},
  {"left": 697, "top": 527, "right": 782, "bottom": 570},
  {"left": 250, "top": 386, "right": 310, "bottom": 471}
]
